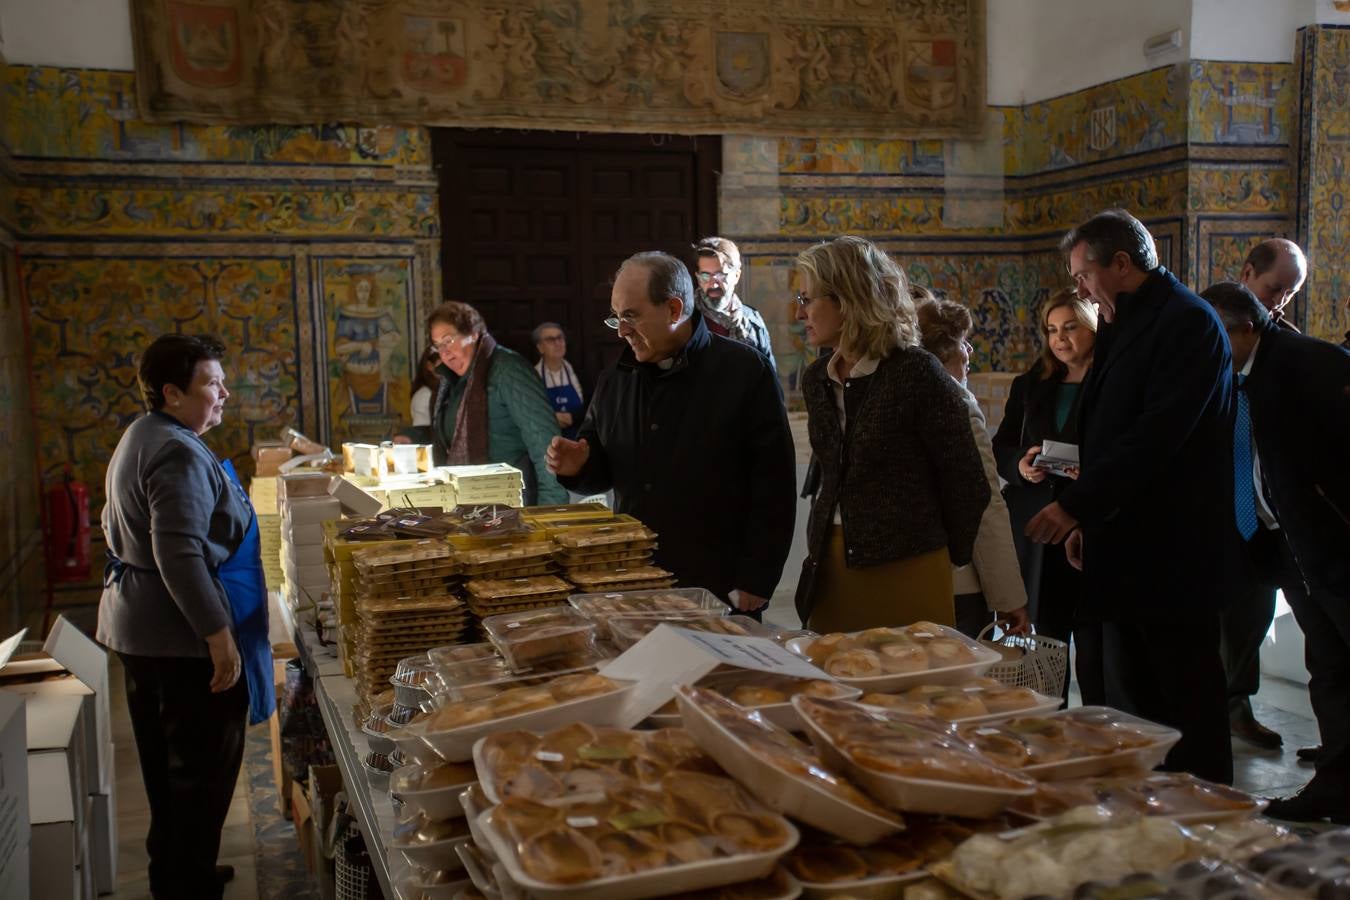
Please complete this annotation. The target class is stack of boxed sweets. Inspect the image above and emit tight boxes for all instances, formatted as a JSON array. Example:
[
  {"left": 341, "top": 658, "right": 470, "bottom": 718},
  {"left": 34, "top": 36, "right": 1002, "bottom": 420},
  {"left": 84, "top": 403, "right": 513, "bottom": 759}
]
[
  {"left": 358, "top": 612, "right": 1331, "bottom": 900},
  {"left": 349, "top": 539, "right": 468, "bottom": 704},
  {"left": 453, "top": 506, "right": 572, "bottom": 626},
  {"left": 445, "top": 462, "right": 524, "bottom": 507},
  {"left": 279, "top": 471, "right": 342, "bottom": 609},
  {"left": 247, "top": 474, "right": 284, "bottom": 590},
  {"left": 551, "top": 516, "right": 675, "bottom": 592}
]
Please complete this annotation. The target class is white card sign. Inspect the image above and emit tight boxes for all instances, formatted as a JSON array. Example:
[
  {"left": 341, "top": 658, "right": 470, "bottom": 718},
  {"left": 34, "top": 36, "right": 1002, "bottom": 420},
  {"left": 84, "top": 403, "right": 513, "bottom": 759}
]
[{"left": 600, "top": 624, "right": 831, "bottom": 727}]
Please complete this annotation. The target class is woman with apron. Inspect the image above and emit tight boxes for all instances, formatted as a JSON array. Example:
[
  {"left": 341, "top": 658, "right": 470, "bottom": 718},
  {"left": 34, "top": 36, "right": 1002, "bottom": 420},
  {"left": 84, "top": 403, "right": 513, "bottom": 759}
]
[
  {"left": 97, "top": 334, "right": 273, "bottom": 900},
  {"left": 533, "top": 321, "right": 585, "bottom": 440}
]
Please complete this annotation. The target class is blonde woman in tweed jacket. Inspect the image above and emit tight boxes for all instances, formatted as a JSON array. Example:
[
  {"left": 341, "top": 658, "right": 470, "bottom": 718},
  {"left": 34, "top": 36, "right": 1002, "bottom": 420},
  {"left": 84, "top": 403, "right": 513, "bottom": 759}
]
[{"left": 793, "top": 236, "right": 990, "bottom": 632}]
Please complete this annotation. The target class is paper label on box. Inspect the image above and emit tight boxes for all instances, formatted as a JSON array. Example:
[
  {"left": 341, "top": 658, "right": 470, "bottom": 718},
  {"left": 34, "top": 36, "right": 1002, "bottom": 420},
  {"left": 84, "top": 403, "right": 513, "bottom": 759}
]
[{"left": 601, "top": 625, "right": 831, "bottom": 727}]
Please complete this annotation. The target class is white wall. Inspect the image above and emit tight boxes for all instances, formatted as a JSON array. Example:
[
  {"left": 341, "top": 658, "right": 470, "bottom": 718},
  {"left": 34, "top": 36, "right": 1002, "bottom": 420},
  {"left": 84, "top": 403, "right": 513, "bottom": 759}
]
[
  {"left": 986, "top": 0, "right": 1033, "bottom": 105},
  {"left": 1017, "top": 0, "right": 1191, "bottom": 102},
  {"left": 1190, "top": 0, "right": 1311, "bottom": 62},
  {"left": 0, "top": 0, "right": 134, "bottom": 70}
]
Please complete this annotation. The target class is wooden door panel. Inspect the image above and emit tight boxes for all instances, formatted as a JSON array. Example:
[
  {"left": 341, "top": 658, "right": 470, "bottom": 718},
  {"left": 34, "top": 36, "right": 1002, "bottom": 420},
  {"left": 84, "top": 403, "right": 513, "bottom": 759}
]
[{"left": 436, "top": 132, "right": 718, "bottom": 390}]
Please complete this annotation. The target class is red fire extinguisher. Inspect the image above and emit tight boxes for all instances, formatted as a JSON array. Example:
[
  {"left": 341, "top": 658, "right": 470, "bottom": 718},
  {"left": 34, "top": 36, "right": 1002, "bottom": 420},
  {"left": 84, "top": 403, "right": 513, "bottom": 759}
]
[{"left": 45, "top": 466, "right": 91, "bottom": 582}]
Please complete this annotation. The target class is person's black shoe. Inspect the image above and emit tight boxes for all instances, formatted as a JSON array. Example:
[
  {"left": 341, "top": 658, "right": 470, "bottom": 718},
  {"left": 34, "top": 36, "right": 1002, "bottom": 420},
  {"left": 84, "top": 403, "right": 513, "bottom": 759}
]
[
  {"left": 1229, "top": 709, "right": 1283, "bottom": 750},
  {"left": 1264, "top": 790, "right": 1338, "bottom": 824},
  {"left": 1296, "top": 745, "right": 1321, "bottom": 764},
  {"left": 216, "top": 865, "right": 235, "bottom": 885}
]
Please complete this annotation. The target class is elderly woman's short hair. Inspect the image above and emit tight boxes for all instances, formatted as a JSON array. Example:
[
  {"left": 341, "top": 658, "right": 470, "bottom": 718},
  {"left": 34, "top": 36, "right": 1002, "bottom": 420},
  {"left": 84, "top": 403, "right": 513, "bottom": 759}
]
[{"left": 138, "top": 334, "right": 227, "bottom": 411}]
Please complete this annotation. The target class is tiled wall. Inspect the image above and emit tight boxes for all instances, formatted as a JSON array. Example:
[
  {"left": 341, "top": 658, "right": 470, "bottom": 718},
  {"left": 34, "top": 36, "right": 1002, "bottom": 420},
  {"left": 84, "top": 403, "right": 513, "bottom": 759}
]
[
  {"left": 5, "top": 66, "right": 441, "bottom": 510},
  {"left": 0, "top": 53, "right": 43, "bottom": 633},
  {"left": 1294, "top": 26, "right": 1350, "bottom": 342},
  {"left": 724, "top": 61, "right": 1310, "bottom": 405}
]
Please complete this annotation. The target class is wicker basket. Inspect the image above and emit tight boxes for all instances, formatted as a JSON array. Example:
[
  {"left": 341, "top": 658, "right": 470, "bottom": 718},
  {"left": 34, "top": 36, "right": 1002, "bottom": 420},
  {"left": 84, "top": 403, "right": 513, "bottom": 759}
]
[
  {"left": 977, "top": 623, "right": 1068, "bottom": 698},
  {"left": 335, "top": 824, "right": 380, "bottom": 900}
]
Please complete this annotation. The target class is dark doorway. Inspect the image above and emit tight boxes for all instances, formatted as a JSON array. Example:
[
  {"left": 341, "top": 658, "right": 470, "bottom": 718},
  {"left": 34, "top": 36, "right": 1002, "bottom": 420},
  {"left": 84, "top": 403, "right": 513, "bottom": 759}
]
[{"left": 432, "top": 130, "right": 720, "bottom": 390}]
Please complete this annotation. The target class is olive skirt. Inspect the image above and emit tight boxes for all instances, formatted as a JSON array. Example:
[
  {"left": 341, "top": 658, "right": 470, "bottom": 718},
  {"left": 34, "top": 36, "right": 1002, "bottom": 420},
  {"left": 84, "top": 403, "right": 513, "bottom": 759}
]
[{"left": 805, "top": 527, "right": 955, "bottom": 633}]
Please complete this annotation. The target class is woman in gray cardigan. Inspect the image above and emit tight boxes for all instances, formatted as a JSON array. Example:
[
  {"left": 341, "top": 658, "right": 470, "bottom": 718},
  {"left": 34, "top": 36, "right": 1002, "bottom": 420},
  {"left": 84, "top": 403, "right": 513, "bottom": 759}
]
[{"left": 97, "top": 334, "right": 253, "bottom": 900}]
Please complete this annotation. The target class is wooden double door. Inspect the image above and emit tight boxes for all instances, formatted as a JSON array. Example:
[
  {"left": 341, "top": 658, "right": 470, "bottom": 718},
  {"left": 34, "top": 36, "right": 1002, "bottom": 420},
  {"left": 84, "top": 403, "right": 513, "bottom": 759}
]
[{"left": 433, "top": 130, "right": 720, "bottom": 391}]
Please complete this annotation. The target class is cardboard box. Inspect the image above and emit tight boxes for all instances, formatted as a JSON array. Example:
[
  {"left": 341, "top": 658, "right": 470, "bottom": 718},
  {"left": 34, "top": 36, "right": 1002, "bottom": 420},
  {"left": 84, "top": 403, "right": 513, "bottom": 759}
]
[
  {"left": 307, "top": 765, "right": 344, "bottom": 863},
  {"left": 328, "top": 477, "right": 383, "bottom": 518},
  {"left": 284, "top": 520, "right": 327, "bottom": 547},
  {"left": 284, "top": 542, "right": 327, "bottom": 568},
  {"left": 0, "top": 618, "right": 113, "bottom": 794},
  {"left": 28, "top": 751, "right": 83, "bottom": 900},
  {"left": 253, "top": 443, "right": 294, "bottom": 478},
  {"left": 291, "top": 779, "right": 316, "bottom": 875},
  {"left": 0, "top": 692, "right": 30, "bottom": 900},
  {"left": 88, "top": 743, "right": 116, "bottom": 895},
  {"left": 24, "top": 694, "right": 87, "bottom": 836},
  {"left": 284, "top": 497, "right": 342, "bottom": 526},
  {"left": 280, "top": 472, "right": 334, "bottom": 502}
]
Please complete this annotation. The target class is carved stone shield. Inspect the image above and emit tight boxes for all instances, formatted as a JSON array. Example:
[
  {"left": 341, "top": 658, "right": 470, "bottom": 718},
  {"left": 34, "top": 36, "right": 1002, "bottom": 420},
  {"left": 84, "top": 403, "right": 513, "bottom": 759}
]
[{"left": 715, "top": 31, "right": 771, "bottom": 98}]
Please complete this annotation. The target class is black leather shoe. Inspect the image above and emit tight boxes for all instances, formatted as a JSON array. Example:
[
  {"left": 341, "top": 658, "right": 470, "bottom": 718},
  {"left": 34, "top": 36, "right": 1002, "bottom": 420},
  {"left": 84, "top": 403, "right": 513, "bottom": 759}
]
[
  {"left": 1229, "top": 710, "right": 1283, "bottom": 750},
  {"left": 1264, "top": 790, "right": 1342, "bottom": 824},
  {"left": 216, "top": 865, "right": 235, "bottom": 885},
  {"left": 1296, "top": 745, "right": 1321, "bottom": 764}
]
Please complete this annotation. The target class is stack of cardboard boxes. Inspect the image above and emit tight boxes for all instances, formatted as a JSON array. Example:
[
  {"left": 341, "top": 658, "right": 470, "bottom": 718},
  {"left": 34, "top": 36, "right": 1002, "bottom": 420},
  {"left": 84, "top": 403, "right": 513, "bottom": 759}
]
[
  {"left": 280, "top": 473, "right": 342, "bottom": 612},
  {"left": 0, "top": 617, "right": 116, "bottom": 900}
]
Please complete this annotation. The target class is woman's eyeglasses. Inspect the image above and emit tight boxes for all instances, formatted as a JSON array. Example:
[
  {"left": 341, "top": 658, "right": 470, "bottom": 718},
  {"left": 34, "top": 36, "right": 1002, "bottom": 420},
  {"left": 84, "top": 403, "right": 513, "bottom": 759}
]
[{"left": 429, "top": 334, "right": 472, "bottom": 352}]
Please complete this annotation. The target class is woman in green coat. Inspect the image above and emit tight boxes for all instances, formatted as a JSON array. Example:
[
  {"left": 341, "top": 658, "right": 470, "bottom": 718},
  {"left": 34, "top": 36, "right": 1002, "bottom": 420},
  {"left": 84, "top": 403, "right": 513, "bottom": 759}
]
[{"left": 402, "top": 301, "right": 567, "bottom": 504}]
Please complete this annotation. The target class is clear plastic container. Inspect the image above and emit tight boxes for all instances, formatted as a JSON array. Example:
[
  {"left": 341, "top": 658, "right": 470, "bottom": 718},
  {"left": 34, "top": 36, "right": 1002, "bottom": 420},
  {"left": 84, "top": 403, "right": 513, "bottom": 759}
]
[
  {"left": 552, "top": 521, "right": 656, "bottom": 551},
  {"left": 647, "top": 671, "right": 861, "bottom": 732},
  {"left": 481, "top": 607, "right": 599, "bottom": 671},
  {"left": 390, "top": 812, "right": 473, "bottom": 869},
  {"left": 857, "top": 678, "right": 1061, "bottom": 724},
  {"left": 786, "top": 622, "right": 1002, "bottom": 692},
  {"left": 608, "top": 614, "right": 786, "bottom": 651},
  {"left": 427, "top": 643, "right": 501, "bottom": 667},
  {"left": 783, "top": 820, "right": 973, "bottom": 896},
  {"left": 954, "top": 705, "right": 1182, "bottom": 781},
  {"left": 390, "top": 760, "right": 479, "bottom": 820},
  {"left": 564, "top": 566, "right": 675, "bottom": 591},
  {"left": 569, "top": 587, "right": 727, "bottom": 621},
  {"left": 674, "top": 685, "right": 904, "bottom": 846},
  {"left": 410, "top": 672, "right": 633, "bottom": 763},
  {"left": 481, "top": 772, "right": 798, "bottom": 900},
  {"left": 792, "top": 695, "right": 1037, "bottom": 818},
  {"left": 1010, "top": 771, "right": 1263, "bottom": 823},
  {"left": 472, "top": 723, "right": 718, "bottom": 804},
  {"left": 1241, "top": 829, "right": 1350, "bottom": 895}
]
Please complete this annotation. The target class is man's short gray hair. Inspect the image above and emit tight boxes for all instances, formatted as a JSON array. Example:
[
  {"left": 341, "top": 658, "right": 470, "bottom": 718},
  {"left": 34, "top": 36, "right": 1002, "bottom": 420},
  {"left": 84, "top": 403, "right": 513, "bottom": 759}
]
[
  {"left": 531, "top": 321, "right": 564, "bottom": 344},
  {"left": 617, "top": 251, "right": 695, "bottom": 322},
  {"left": 1200, "top": 281, "right": 1270, "bottom": 332},
  {"left": 1060, "top": 208, "right": 1159, "bottom": 272}
]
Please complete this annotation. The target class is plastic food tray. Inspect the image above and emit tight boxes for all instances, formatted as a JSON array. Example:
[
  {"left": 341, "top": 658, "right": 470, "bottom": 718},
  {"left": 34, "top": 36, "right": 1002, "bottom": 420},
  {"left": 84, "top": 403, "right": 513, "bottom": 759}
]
[
  {"left": 395, "top": 833, "right": 472, "bottom": 871},
  {"left": 674, "top": 687, "right": 904, "bottom": 845},
  {"left": 568, "top": 587, "right": 727, "bottom": 623},
  {"left": 1010, "top": 771, "right": 1263, "bottom": 824},
  {"left": 646, "top": 675, "right": 861, "bottom": 733},
  {"left": 403, "top": 877, "right": 466, "bottom": 900},
  {"left": 798, "top": 870, "right": 926, "bottom": 899},
  {"left": 786, "top": 627, "right": 1003, "bottom": 692},
  {"left": 362, "top": 751, "right": 394, "bottom": 792},
  {"left": 363, "top": 706, "right": 397, "bottom": 756},
  {"left": 960, "top": 706, "right": 1182, "bottom": 781},
  {"left": 390, "top": 764, "right": 477, "bottom": 820},
  {"left": 856, "top": 689, "right": 1063, "bottom": 725},
  {"left": 478, "top": 805, "right": 797, "bottom": 900},
  {"left": 793, "top": 697, "right": 1037, "bottom": 819},
  {"left": 412, "top": 681, "right": 634, "bottom": 762},
  {"left": 481, "top": 606, "right": 599, "bottom": 671},
  {"left": 609, "top": 614, "right": 784, "bottom": 651},
  {"left": 459, "top": 785, "right": 496, "bottom": 861}
]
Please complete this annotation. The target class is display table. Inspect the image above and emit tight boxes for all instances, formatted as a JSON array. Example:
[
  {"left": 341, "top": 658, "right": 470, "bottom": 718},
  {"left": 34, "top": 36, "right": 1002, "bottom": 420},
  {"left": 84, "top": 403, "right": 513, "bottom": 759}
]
[
  {"left": 315, "top": 673, "right": 404, "bottom": 900},
  {"left": 287, "top": 594, "right": 406, "bottom": 900}
]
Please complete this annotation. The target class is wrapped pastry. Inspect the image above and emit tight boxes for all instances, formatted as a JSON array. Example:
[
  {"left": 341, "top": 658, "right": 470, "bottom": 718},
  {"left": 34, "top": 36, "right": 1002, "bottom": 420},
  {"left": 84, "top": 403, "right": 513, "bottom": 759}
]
[{"left": 481, "top": 606, "right": 598, "bottom": 669}]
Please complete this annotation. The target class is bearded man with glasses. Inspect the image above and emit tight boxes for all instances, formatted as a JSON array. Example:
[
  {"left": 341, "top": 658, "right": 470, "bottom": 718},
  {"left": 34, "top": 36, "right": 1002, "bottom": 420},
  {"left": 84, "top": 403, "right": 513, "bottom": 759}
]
[{"left": 692, "top": 236, "right": 777, "bottom": 374}]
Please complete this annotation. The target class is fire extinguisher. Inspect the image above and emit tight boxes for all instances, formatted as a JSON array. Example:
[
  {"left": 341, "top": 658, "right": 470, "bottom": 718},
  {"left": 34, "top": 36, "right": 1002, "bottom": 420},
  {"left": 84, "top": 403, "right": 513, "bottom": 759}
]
[{"left": 44, "top": 465, "right": 91, "bottom": 582}]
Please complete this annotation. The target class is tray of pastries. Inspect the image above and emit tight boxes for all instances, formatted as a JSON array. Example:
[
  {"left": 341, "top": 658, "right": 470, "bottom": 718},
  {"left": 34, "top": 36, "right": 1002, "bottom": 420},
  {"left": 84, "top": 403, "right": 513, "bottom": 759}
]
[
  {"left": 430, "top": 645, "right": 613, "bottom": 699},
  {"left": 648, "top": 671, "right": 860, "bottom": 732},
  {"left": 857, "top": 678, "right": 1061, "bottom": 724},
  {"left": 674, "top": 685, "right": 904, "bottom": 845},
  {"left": 479, "top": 772, "right": 798, "bottom": 900},
  {"left": 786, "top": 623, "right": 1002, "bottom": 692},
  {"left": 473, "top": 723, "right": 720, "bottom": 804},
  {"left": 406, "top": 672, "right": 632, "bottom": 762},
  {"left": 1069, "top": 858, "right": 1286, "bottom": 900},
  {"left": 792, "top": 696, "right": 1037, "bottom": 818},
  {"left": 608, "top": 615, "right": 788, "bottom": 652},
  {"left": 1010, "top": 771, "right": 1263, "bottom": 823},
  {"left": 481, "top": 606, "right": 600, "bottom": 671},
  {"left": 352, "top": 540, "right": 455, "bottom": 572},
  {"left": 954, "top": 706, "right": 1182, "bottom": 781},
  {"left": 565, "top": 566, "right": 677, "bottom": 590},
  {"left": 569, "top": 588, "right": 728, "bottom": 634},
  {"left": 553, "top": 521, "right": 658, "bottom": 552},
  {"left": 390, "top": 811, "right": 473, "bottom": 870},
  {"left": 391, "top": 760, "right": 480, "bottom": 820},
  {"left": 784, "top": 819, "right": 973, "bottom": 898},
  {"left": 931, "top": 806, "right": 1203, "bottom": 900}
]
